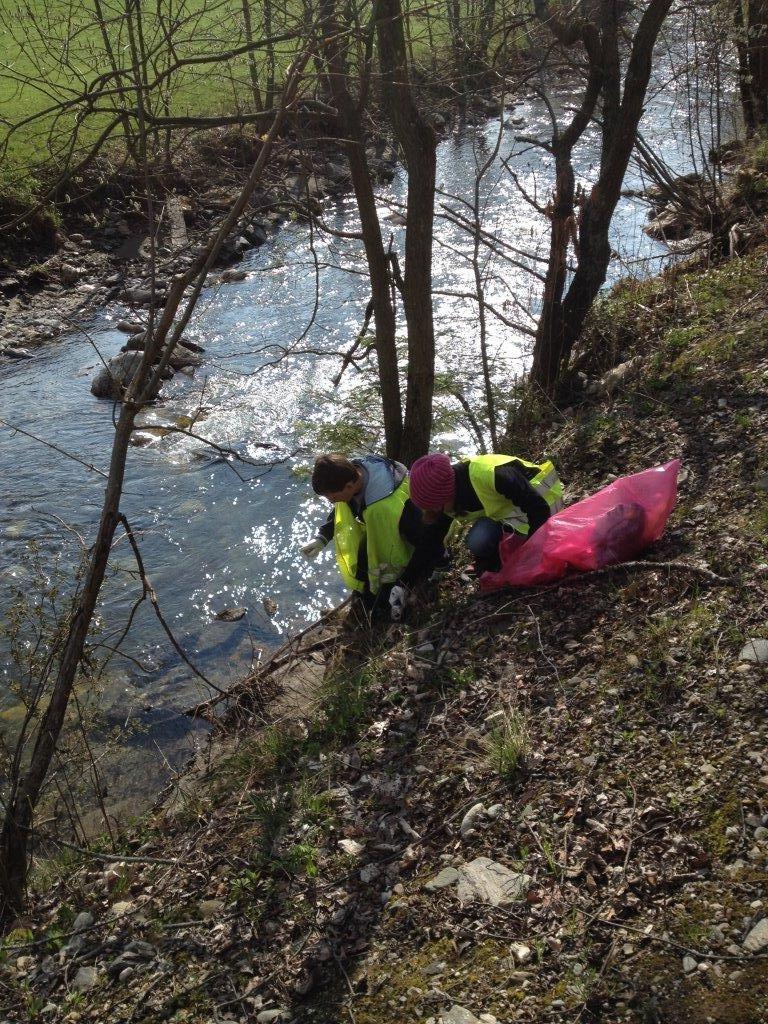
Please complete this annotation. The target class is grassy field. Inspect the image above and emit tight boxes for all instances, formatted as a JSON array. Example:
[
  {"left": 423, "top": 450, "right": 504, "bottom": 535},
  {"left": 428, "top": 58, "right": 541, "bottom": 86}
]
[{"left": 0, "top": 0, "right": 301, "bottom": 185}]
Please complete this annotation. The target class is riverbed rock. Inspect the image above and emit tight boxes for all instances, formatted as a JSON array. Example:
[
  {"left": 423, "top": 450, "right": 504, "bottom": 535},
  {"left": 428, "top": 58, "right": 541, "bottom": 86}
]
[
  {"left": 456, "top": 858, "right": 531, "bottom": 907},
  {"left": 3, "top": 347, "right": 34, "bottom": 359},
  {"left": 91, "top": 352, "right": 144, "bottom": 399},
  {"left": 215, "top": 606, "right": 246, "bottom": 622},
  {"left": 221, "top": 268, "right": 248, "bottom": 283},
  {"left": 168, "top": 345, "right": 201, "bottom": 370},
  {"left": 645, "top": 204, "right": 694, "bottom": 241},
  {"left": 116, "top": 320, "right": 145, "bottom": 334},
  {"left": 60, "top": 263, "right": 82, "bottom": 285}
]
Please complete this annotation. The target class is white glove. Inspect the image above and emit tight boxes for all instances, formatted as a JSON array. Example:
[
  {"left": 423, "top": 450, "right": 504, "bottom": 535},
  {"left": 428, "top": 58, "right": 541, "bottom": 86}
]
[
  {"left": 389, "top": 584, "right": 408, "bottom": 622},
  {"left": 300, "top": 537, "right": 326, "bottom": 561}
]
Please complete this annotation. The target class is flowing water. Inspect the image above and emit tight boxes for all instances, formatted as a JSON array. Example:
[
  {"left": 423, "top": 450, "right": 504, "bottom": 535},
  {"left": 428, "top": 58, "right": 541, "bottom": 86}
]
[{"left": 0, "top": 63, "right": 739, "bottom": 811}]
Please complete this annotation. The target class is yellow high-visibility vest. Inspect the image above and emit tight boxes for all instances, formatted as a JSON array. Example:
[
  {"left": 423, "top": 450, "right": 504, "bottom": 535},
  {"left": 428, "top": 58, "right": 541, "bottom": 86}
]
[
  {"left": 333, "top": 478, "right": 414, "bottom": 593},
  {"left": 463, "top": 454, "right": 564, "bottom": 535}
]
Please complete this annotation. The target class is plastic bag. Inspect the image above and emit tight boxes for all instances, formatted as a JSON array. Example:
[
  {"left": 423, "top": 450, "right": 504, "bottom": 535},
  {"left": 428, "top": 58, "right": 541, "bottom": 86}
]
[{"left": 480, "top": 460, "right": 681, "bottom": 591}]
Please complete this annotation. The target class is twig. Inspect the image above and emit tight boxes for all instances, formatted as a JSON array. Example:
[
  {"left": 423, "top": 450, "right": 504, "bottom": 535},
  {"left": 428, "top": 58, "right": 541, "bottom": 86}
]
[{"left": 118, "top": 513, "right": 228, "bottom": 695}]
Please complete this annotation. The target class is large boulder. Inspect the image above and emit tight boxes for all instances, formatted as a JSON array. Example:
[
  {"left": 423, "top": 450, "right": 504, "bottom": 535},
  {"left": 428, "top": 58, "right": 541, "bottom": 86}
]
[
  {"left": 168, "top": 345, "right": 201, "bottom": 370},
  {"left": 91, "top": 352, "right": 144, "bottom": 399}
]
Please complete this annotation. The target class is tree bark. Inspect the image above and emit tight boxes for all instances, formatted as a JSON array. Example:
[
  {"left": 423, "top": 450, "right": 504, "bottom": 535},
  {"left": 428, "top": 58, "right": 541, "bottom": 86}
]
[
  {"left": 528, "top": 0, "right": 672, "bottom": 397},
  {"left": 318, "top": 0, "right": 403, "bottom": 458},
  {"left": 376, "top": 0, "right": 437, "bottom": 463}
]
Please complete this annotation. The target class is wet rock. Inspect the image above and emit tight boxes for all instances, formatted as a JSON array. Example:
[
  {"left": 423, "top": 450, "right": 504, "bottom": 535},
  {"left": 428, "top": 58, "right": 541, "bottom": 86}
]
[
  {"left": 456, "top": 858, "right": 531, "bottom": 907},
  {"left": 221, "top": 268, "right": 248, "bottom": 283},
  {"left": 424, "top": 867, "right": 459, "bottom": 891},
  {"left": 743, "top": 919, "right": 768, "bottom": 953},
  {"left": 122, "top": 332, "right": 147, "bottom": 351},
  {"left": 116, "top": 320, "right": 145, "bottom": 334},
  {"left": 168, "top": 345, "right": 201, "bottom": 370},
  {"left": 91, "top": 352, "right": 144, "bottom": 399},
  {"left": 60, "top": 263, "right": 82, "bottom": 285},
  {"left": 215, "top": 607, "right": 246, "bottom": 622},
  {"left": 326, "top": 160, "right": 350, "bottom": 183},
  {"left": 739, "top": 639, "right": 768, "bottom": 664},
  {"left": 4, "top": 347, "right": 33, "bottom": 359}
]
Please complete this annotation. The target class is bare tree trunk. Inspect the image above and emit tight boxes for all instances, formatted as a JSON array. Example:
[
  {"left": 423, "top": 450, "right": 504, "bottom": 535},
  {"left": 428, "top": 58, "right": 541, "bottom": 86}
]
[
  {"left": 0, "top": 35, "right": 310, "bottom": 923},
  {"left": 376, "top": 0, "right": 437, "bottom": 463},
  {"left": 528, "top": 0, "right": 672, "bottom": 397},
  {"left": 241, "top": 0, "right": 264, "bottom": 111},
  {"left": 318, "top": 0, "right": 403, "bottom": 458}
]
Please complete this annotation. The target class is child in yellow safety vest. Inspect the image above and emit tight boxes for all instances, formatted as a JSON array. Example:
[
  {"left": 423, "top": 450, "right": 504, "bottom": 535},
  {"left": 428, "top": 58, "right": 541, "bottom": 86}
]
[
  {"left": 408, "top": 453, "right": 564, "bottom": 574},
  {"left": 300, "top": 454, "right": 448, "bottom": 620}
]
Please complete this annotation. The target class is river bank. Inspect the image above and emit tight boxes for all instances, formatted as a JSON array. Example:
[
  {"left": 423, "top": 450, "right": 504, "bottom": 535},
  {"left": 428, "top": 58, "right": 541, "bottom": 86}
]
[
  {"left": 0, "top": 58, "right": 749, "bottom": 843},
  {"left": 3, "top": 229, "right": 766, "bottom": 1022}
]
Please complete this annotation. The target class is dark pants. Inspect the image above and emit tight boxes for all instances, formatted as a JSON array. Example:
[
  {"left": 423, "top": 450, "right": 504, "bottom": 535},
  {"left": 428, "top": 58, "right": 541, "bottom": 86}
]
[{"left": 467, "top": 517, "right": 524, "bottom": 574}]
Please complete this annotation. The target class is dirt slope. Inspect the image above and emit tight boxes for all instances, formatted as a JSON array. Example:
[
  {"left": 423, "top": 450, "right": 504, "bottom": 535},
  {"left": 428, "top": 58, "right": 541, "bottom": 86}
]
[{"left": 2, "top": 247, "right": 767, "bottom": 1024}]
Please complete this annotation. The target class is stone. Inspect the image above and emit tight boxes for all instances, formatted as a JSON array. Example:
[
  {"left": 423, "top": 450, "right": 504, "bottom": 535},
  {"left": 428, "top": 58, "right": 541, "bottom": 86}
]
[
  {"left": 214, "top": 607, "right": 246, "bottom": 622},
  {"left": 72, "top": 911, "right": 94, "bottom": 933},
  {"left": 360, "top": 863, "right": 380, "bottom": 883},
  {"left": 168, "top": 345, "right": 201, "bottom": 370},
  {"left": 60, "top": 263, "right": 81, "bottom": 285},
  {"left": 118, "top": 967, "right": 134, "bottom": 982},
  {"left": 72, "top": 966, "right": 97, "bottom": 991},
  {"left": 116, "top": 320, "right": 145, "bottom": 334},
  {"left": 4, "top": 347, "right": 33, "bottom": 359},
  {"left": 424, "top": 867, "right": 459, "bottom": 891},
  {"left": 338, "top": 839, "right": 365, "bottom": 858},
  {"left": 198, "top": 899, "right": 225, "bottom": 920},
  {"left": 509, "top": 942, "right": 532, "bottom": 965},
  {"left": 221, "top": 268, "right": 248, "bottom": 283},
  {"left": 739, "top": 639, "right": 768, "bottom": 664},
  {"left": 485, "top": 803, "right": 504, "bottom": 819},
  {"left": 743, "top": 919, "right": 768, "bottom": 953},
  {"left": 459, "top": 802, "right": 485, "bottom": 839},
  {"left": 456, "top": 858, "right": 531, "bottom": 907},
  {"left": 683, "top": 956, "right": 697, "bottom": 973},
  {"left": 257, "top": 1010, "right": 288, "bottom": 1023},
  {"left": 68, "top": 232, "right": 85, "bottom": 243},
  {"left": 91, "top": 352, "right": 144, "bottom": 399},
  {"left": 423, "top": 960, "right": 447, "bottom": 976},
  {"left": 108, "top": 900, "right": 133, "bottom": 918},
  {"left": 440, "top": 1007, "right": 484, "bottom": 1024}
]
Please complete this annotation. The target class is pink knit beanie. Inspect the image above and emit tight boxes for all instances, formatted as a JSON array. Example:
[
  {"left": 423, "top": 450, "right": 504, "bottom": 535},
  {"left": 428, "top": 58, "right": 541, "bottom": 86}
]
[{"left": 409, "top": 453, "right": 455, "bottom": 510}]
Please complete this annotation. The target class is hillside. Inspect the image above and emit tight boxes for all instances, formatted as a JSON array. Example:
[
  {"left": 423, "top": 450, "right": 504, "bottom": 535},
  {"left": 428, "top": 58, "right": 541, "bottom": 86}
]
[{"left": 2, "top": 246, "right": 767, "bottom": 1023}]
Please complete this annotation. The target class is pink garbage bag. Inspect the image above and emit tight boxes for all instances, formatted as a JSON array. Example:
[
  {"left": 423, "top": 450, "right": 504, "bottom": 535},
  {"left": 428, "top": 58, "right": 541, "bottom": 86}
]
[{"left": 480, "top": 460, "right": 681, "bottom": 591}]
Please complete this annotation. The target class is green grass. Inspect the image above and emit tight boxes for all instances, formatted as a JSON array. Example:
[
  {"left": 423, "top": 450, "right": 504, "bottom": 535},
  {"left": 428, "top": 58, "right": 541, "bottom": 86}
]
[{"left": 487, "top": 708, "right": 530, "bottom": 779}]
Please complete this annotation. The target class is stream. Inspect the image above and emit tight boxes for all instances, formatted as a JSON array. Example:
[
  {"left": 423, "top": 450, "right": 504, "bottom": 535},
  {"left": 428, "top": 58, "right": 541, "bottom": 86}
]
[{"left": 0, "top": 63, "right": 739, "bottom": 816}]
